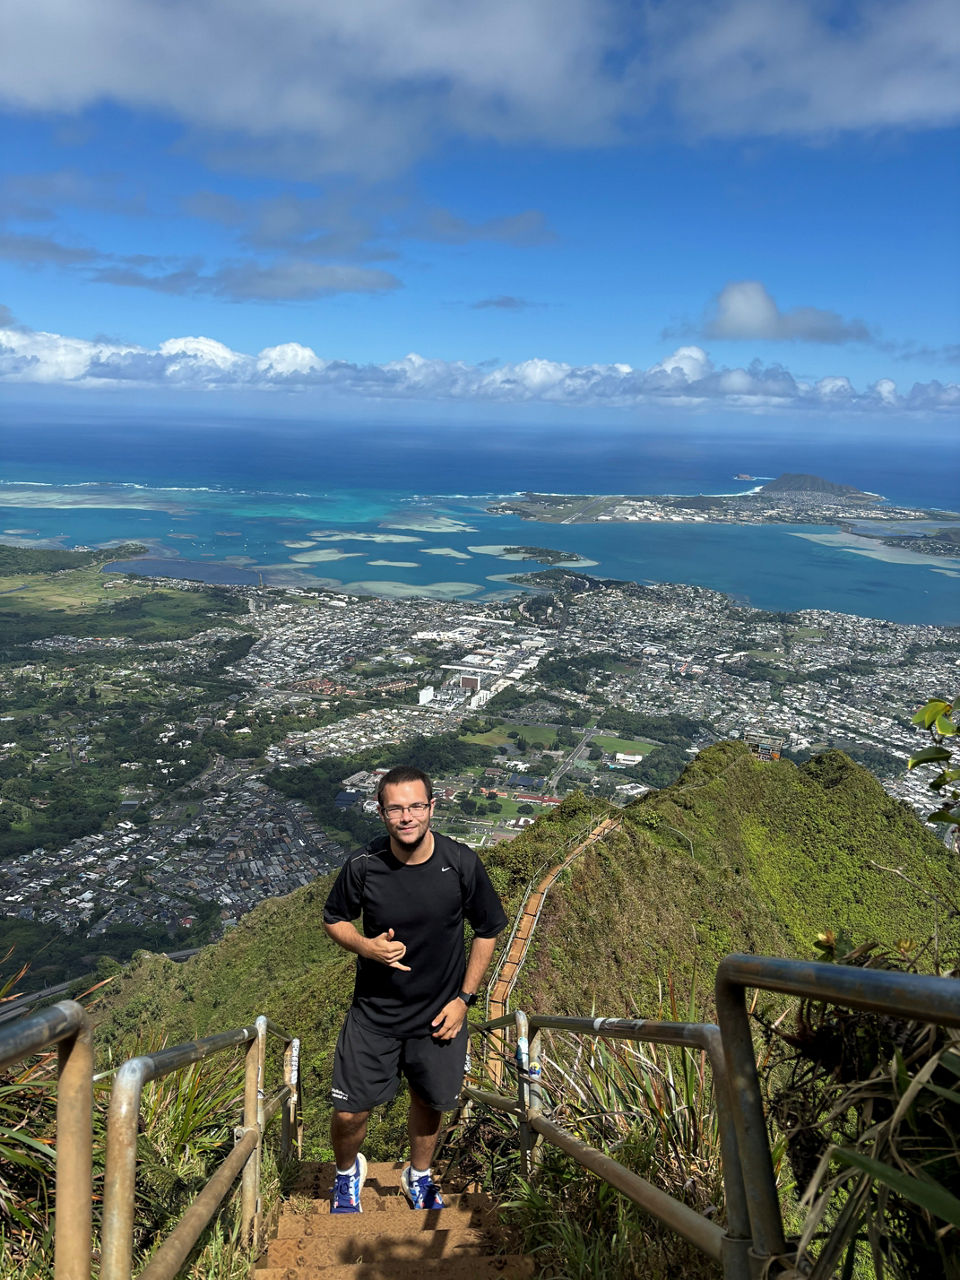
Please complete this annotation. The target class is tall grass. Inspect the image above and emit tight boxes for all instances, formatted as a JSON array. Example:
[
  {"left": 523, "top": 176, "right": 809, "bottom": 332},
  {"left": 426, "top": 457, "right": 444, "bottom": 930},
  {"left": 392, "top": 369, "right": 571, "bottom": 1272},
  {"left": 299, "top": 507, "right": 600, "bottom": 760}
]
[
  {"left": 0, "top": 951, "right": 57, "bottom": 1277},
  {"left": 502, "top": 1033, "right": 726, "bottom": 1279}
]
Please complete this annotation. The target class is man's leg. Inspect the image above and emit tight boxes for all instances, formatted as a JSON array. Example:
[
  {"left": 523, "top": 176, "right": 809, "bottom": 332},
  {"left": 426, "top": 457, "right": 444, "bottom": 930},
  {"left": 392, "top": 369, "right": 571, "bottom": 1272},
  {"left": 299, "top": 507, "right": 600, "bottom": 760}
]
[
  {"left": 331, "top": 1109, "right": 371, "bottom": 1170},
  {"left": 328, "top": 1009, "right": 401, "bottom": 1211},
  {"left": 408, "top": 1089, "right": 443, "bottom": 1171}
]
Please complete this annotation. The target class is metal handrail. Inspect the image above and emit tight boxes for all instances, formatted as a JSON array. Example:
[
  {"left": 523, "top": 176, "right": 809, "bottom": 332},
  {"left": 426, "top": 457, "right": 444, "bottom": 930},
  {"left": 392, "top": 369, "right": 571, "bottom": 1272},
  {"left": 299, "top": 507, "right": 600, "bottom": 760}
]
[
  {"left": 464, "top": 1008, "right": 752, "bottom": 1280},
  {"left": 466, "top": 958, "right": 960, "bottom": 1280},
  {"left": 100, "top": 1014, "right": 301, "bottom": 1280},
  {"left": 0, "top": 1000, "right": 93, "bottom": 1280},
  {"left": 715, "top": 953, "right": 960, "bottom": 1273}
]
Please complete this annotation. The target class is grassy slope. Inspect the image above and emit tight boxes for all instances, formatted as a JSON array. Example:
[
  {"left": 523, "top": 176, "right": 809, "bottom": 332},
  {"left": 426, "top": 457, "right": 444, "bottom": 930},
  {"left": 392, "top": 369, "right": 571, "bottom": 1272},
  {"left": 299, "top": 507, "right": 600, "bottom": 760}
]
[
  {"left": 514, "top": 741, "right": 954, "bottom": 1019},
  {"left": 91, "top": 743, "right": 953, "bottom": 1152}
]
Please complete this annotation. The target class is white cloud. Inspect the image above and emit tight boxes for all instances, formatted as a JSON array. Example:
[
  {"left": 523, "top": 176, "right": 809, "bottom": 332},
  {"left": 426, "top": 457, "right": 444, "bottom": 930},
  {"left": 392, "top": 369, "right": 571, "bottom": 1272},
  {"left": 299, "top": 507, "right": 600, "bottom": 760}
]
[
  {"left": 257, "top": 343, "right": 327, "bottom": 378},
  {"left": 705, "top": 282, "right": 873, "bottom": 344},
  {"left": 646, "top": 0, "right": 960, "bottom": 139},
  {"left": 0, "top": 0, "right": 623, "bottom": 176},
  {"left": 648, "top": 345, "right": 713, "bottom": 382},
  {"left": 1, "top": 321, "right": 956, "bottom": 415},
  {"left": 0, "top": 2, "right": 956, "bottom": 183}
]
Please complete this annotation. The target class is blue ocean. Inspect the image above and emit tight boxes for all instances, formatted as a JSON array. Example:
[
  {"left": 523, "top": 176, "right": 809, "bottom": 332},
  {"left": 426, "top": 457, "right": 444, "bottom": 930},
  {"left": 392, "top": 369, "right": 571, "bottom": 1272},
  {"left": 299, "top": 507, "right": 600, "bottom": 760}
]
[{"left": 2, "top": 412, "right": 959, "bottom": 625}]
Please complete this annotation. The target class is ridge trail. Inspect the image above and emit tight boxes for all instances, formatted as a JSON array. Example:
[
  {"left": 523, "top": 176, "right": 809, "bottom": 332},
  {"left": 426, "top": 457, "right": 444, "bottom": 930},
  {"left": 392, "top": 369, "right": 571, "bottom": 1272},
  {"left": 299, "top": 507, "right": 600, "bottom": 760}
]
[{"left": 485, "top": 815, "right": 621, "bottom": 1088}]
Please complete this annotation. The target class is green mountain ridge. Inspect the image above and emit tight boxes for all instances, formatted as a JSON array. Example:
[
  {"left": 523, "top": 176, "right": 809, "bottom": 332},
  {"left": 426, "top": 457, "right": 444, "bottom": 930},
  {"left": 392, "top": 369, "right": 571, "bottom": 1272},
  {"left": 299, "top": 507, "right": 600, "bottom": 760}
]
[
  {"left": 758, "top": 473, "right": 873, "bottom": 497},
  {"left": 90, "top": 742, "right": 955, "bottom": 1156},
  {"left": 513, "top": 742, "right": 953, "bottom": 1016}
]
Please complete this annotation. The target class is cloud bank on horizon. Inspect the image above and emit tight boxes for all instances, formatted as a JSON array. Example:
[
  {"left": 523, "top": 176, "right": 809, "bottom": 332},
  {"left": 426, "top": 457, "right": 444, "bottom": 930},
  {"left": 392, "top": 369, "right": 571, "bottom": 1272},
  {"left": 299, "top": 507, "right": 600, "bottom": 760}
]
[{"left": 2, "top": 320, "right": 955, "bottom": 415}]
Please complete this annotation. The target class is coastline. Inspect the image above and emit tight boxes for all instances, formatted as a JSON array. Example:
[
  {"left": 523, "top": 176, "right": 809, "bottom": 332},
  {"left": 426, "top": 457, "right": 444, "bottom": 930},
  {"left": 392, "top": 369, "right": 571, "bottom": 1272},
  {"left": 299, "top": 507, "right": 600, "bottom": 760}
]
[{"left": 5, "top": 475, "right": 960, "bottom": 625}]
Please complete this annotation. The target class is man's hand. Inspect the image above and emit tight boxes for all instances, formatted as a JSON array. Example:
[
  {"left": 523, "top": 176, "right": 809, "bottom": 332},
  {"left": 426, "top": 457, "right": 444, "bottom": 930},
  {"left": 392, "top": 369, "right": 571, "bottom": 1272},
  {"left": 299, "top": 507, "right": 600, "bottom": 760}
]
[
  {"left": 431, "top": 997, "right": 467, "bottom": 1041},
  {"left": 364, "top": 927, "right": 411, "bottom": 970}
]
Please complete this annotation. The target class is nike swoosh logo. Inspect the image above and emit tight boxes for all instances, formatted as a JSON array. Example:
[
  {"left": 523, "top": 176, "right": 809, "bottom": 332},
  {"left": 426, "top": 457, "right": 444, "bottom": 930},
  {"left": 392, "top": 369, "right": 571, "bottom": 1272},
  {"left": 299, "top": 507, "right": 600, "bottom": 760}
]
[{"left": 441, "top": 866, "right": 452, "bottom": 872}]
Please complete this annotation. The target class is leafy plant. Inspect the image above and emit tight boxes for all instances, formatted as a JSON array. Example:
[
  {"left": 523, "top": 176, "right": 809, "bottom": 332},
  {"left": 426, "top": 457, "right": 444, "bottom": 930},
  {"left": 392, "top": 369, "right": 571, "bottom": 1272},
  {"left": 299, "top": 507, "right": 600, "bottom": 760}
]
[
  {"left": 759, "top": 939, "right": 960, "bottom": 1279},
  {"left": 909, "top": 695, "right": 959, "bottom": 825}
]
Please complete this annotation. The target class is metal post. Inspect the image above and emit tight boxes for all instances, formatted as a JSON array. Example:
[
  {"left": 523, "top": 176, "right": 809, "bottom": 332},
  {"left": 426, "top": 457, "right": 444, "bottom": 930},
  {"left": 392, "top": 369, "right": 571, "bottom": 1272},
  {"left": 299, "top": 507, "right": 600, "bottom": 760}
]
[
  {"left": 514, "top": 1010, "right": 531, "bottom": 1176},
  {"left": 55, "top": 1016, "right": 94, "bottom": 1280},
  {"left": 240, "top": 1034, "right": 259, "bottom": 1246},
  {"left": 527, "top": 1026, "right": 543, "bottom": 1171},
  {"left": 716, "top": 954, "right": 960, "bottom": 1275},
  {"left": 280, "top": 1040, "right": 293, "bottom": 1164},
  {"left": 252, "top": 1016, "right": 268, "bottom": 1249},
  {"left": 0, "top": 1003, "right": 94, "bottom": 1280},
  {"left": 713, "top": 972, "right": 787, "bottom": 1268},
  {"left": 101, "top": 1058, "right": 150, "bottom": 1280}
]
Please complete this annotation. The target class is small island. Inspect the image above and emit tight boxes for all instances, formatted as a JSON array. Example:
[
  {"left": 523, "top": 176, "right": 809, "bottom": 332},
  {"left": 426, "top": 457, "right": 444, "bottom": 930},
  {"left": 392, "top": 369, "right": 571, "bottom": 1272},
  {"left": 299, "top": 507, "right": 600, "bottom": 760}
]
[{"left": 502, "top": 545, "right": 584, "bottom": 564}]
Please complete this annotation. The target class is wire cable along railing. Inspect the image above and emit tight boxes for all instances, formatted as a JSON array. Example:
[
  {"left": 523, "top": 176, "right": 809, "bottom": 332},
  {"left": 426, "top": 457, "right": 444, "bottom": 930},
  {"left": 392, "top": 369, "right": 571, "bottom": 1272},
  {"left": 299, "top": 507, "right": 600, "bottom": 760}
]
[
  {"left": 0, "top": 1005, "right": 300, "bottom": 1280},
  {"left": 464, "top": 954, "right": 960, "bottom": 1280}
]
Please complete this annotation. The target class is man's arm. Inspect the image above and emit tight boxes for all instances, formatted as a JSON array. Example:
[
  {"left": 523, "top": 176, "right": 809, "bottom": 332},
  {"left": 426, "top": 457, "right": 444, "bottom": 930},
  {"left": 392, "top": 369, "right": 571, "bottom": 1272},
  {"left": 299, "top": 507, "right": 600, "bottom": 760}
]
[
  {"left": 323, "top": 919, "right": 411, "bottom": 970},
  {"left": 431, "top": 933, "right": 498, "bottom": 1040}
]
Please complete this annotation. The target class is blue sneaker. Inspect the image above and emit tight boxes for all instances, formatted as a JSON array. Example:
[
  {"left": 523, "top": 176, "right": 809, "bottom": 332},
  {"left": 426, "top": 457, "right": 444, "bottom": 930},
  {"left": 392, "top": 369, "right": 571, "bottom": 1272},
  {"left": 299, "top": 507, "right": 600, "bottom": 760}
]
[
  {"left": 401, "top": 1165, "right": 444, "bottom": 1210},
  {"left": 331, "top": 1153, "right": 367, "bottom": 1214}
]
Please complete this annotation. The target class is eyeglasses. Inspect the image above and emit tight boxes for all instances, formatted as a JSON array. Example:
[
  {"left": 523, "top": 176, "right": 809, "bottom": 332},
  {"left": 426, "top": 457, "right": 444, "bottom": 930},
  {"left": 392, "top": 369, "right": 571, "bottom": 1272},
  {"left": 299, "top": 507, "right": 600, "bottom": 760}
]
[{"left": 381, "top": 802, "right": 432, "bottom": 817}]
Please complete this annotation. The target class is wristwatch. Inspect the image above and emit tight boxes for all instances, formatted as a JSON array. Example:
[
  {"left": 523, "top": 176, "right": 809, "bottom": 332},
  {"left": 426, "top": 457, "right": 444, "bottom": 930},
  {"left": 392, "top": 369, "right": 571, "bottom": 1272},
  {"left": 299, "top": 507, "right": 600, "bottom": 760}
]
[{"left": 457, "top": 990, "right": 477, "bottom": 1007}]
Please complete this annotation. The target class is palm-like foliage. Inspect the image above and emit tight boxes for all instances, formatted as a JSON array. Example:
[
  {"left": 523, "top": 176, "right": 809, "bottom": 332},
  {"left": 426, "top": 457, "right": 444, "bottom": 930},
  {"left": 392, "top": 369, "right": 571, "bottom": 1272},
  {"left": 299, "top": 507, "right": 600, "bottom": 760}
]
[
  {"left": 760, "top": 939, "right": 960, "bottom": 1279},
  {"left": 454, "top": 978, "right": 731, "bottom": 1278},
  {"left": 0, "top": 951, "right": 57, "bottom": 1277}
]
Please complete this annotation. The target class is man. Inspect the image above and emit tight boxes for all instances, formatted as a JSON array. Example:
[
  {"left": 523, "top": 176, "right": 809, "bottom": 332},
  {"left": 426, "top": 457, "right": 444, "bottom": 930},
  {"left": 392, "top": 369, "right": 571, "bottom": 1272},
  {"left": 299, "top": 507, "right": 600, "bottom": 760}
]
[{"left": 322, "top": 765, "right": 507, "bottom": 1214}]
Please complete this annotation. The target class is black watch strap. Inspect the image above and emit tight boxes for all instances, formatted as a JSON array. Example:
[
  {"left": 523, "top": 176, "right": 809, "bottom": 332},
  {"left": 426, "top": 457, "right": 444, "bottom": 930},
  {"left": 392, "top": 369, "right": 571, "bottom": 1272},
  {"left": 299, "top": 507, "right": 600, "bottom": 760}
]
[{"left": 458, "top": 990, "right": 477, "bottom": 1007}]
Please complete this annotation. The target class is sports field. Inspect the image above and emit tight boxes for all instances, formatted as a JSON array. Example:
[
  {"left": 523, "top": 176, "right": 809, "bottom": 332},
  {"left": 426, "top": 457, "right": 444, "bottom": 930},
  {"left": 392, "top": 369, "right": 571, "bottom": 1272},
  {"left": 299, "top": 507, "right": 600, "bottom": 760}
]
[
  {"left": 461, "top": 722, "right": 559, "bottom": 747},
  {"left": 592, "top": 735, "right": 656, "bottom": 756}
]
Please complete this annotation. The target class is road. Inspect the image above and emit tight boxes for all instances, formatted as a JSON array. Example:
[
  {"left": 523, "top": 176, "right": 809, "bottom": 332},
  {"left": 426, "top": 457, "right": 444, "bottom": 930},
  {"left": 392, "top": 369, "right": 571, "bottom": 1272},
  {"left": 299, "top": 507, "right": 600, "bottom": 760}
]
[{"left": 546, "top": 729, "right": 595, "bottom": 791}]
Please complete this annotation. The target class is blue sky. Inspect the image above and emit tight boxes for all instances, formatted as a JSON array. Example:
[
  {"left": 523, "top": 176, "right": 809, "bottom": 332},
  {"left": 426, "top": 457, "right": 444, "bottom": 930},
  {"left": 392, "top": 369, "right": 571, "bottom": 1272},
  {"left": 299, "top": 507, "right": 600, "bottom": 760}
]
[{"left": 0, "top": 0, "right": 957, "bottom": 421}]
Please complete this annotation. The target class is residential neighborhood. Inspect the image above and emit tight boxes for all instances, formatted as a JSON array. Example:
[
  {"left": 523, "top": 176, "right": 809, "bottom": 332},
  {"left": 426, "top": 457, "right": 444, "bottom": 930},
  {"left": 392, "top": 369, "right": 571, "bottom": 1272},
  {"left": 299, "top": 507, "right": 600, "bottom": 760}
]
[{"left": 2, "top": 572, "right": 955, "bottom": 952}]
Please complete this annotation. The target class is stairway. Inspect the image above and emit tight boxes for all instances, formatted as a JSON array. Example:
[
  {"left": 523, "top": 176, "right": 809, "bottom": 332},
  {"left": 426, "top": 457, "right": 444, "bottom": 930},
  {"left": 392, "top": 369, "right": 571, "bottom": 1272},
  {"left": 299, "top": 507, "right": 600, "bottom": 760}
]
[{"left": 251, "top": 1160, "right": 535, "bottom": 1279}]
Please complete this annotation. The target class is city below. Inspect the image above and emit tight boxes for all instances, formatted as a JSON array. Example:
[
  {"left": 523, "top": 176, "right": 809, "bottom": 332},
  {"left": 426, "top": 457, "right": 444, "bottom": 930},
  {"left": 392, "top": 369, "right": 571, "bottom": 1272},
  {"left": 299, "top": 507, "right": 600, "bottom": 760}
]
[{"left": 1, "top": 551, "right": 954, "bottom": 977}]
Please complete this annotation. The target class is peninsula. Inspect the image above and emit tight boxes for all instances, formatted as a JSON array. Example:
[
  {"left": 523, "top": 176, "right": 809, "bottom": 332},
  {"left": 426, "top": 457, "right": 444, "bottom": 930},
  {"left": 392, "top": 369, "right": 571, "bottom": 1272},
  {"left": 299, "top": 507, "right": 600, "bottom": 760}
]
[{"left": 487, "top": 475, "right": 960, "bottom": 544}]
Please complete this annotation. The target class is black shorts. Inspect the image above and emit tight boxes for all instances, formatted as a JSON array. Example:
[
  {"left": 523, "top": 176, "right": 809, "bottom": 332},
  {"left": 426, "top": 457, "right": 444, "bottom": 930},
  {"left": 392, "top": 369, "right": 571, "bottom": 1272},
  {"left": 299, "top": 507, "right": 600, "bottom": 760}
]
[{"left": 330, "top": 1007, "right": 469, "bottom": 1113}]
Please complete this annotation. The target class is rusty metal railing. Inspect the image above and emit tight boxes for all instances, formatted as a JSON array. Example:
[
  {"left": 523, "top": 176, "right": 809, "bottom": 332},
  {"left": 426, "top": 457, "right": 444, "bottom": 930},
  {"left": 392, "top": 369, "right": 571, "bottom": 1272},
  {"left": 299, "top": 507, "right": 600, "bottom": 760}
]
[
  {"left": 465, "top": 955, "right": 960, "bottom": 1280},
  {"left": 464, "top": 1008, "right": 752, "bottom": 1280},
  {"left": 0, "top": 999, "right": 93, "bottom": 1280},
  {"left": 715, "top": 954, "right": 960, "bottom": 1277},
  {"left": 99, "top": 1014, "right": 300, "bottom": 1280}
]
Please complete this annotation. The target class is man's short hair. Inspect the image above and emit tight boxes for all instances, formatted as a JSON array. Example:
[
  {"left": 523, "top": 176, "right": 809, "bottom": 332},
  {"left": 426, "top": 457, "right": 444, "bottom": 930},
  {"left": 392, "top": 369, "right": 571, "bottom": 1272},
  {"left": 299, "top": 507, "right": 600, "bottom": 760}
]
[{"left": 377, "top": 766, "right": 433, "bottom": 807}]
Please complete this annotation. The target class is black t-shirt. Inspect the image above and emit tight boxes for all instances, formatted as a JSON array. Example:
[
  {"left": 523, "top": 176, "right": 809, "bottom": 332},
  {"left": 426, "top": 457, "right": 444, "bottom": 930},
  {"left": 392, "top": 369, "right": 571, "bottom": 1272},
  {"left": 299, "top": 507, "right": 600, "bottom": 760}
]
[{"left": 323, "top": 832, "right": 507, "bottom": 1037}]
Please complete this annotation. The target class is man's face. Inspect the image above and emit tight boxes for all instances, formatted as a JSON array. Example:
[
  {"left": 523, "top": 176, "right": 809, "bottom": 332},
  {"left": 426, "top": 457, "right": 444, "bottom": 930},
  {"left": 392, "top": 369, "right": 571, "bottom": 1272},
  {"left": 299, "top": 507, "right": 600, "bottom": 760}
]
[{"left": 379, "top": 779, "right": 434, "bottom": 848}]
